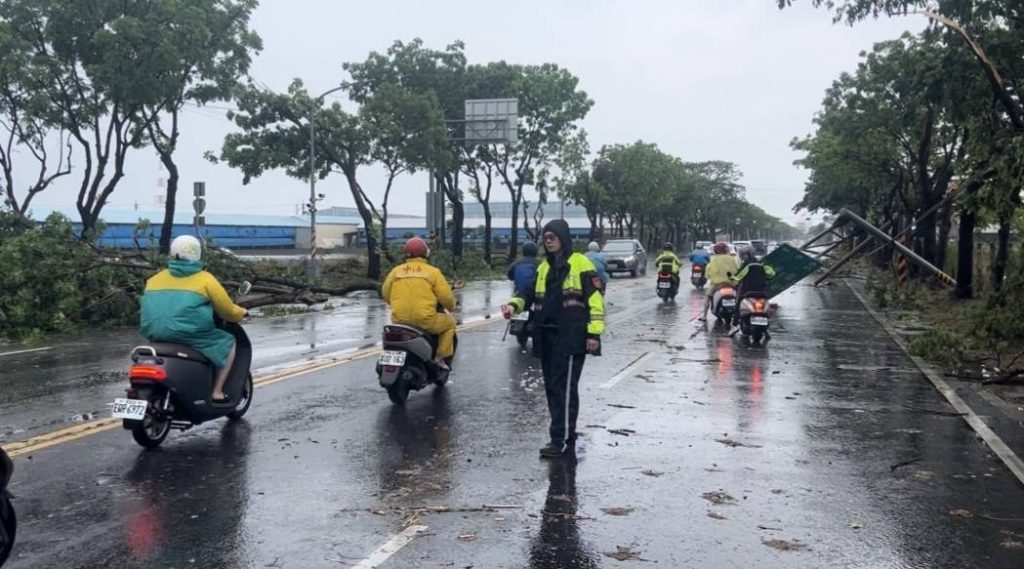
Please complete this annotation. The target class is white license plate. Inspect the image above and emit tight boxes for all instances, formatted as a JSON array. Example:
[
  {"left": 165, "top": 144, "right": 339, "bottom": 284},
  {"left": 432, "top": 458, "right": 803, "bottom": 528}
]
[
  {"left": 512, "top": 311, "right": 530, "bottom": 321},
  {"left": 751, "top": 316, "right": 769, "bottom": 326},
  {"left": 721, "top": 299, "right": 736, "bottom": 306},
  {"left": 111, "top": 398, "right": 147, "bottom": 420},
  {"left": 658, "top": 281, "right": 672, "bottom": 289},
  {"left": 379, "top": 350, "right": 407, "bottom": 366}
]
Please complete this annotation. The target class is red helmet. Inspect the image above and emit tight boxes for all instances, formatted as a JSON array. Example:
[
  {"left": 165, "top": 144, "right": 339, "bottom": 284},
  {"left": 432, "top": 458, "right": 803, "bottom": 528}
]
[
  {"left": 404, "top": 237, "right": 429, "bottom": 258},
  {"left": 713, "top": 242, "right": 729, "bottom": 255}
]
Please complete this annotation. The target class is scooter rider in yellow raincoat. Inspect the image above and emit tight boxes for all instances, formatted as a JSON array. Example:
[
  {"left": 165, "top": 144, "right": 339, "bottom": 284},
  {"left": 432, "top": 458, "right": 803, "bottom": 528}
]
[{"left": 381, "top": 237, "right": 457, "bottom": 369}]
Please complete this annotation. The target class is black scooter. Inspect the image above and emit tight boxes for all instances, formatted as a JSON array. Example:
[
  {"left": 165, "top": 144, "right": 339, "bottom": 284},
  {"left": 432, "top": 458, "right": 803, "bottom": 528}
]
[
  {"left": 0, "top": 447, "right": 14, "bottom": 567},
  {"left": 114, "top": 283, "right": 254, "bottom": 448}
]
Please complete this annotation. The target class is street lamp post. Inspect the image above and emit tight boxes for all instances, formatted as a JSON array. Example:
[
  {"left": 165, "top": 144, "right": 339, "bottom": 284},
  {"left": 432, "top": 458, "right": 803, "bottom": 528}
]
[{"left": 307, "top": 85, "right": 346, "bottom": 279}]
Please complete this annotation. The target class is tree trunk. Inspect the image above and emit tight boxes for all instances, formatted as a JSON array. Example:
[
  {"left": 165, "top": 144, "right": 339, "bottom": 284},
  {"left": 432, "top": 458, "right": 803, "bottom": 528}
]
[
  {"left": 158, "top": 160, "right": 179, "bottom": 254},
  {"left": 935, "top": 201, "right": 952, "bottom": 273},
  {"left": 437, "top": 172, "right": 464, "bottom": 257},
  {"left": 345, "top": 170, "right": 381, "bottom": 280},
  {"left": 483, "top": 203, "right": 492, "bottom": 265},
  {"left": 955, "top": 207, "right": 975, "bottom": 299},
  {"left": 508, "top": 187, "right": 523, "bottom": 260},
  {"left": 993, "top": 214, "right": 1011, "bottom": 291}
]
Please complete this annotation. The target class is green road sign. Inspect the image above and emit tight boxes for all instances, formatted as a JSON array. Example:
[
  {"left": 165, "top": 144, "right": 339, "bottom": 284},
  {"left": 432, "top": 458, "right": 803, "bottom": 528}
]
[{"left": 762, "top": 244, "right": 823, "bottom": 299}]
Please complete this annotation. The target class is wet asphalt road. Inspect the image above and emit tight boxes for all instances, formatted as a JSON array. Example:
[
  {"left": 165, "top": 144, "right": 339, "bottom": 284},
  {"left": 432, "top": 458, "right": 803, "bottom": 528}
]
[
  {"left": 0, "top": 281, "right": 509, "bottom": 443},
  {"left": 4, "top": 274, "right": 1024, "bottom": 568}
]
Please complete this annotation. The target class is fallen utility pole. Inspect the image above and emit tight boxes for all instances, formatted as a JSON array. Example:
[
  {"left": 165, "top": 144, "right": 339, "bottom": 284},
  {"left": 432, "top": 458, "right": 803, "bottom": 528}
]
[{"left": 833, "top": 209, "right": 956, "bottom": 287}]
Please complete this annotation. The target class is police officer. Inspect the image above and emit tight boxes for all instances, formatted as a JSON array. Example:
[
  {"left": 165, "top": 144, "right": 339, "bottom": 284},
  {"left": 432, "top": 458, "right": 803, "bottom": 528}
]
[{"left": 502, "top": 220, "right": 605, "bottom": 458}]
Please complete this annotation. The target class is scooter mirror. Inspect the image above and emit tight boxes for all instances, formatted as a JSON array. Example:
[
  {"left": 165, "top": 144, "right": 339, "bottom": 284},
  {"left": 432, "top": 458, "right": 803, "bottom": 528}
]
[{"left": 238, "top": 281, "right": 252, "bottom": 297}]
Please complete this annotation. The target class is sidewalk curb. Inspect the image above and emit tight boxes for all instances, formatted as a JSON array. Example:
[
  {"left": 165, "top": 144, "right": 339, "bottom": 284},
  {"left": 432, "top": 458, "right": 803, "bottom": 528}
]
[{"left": 844, "top": 279, "right": 1024, "bottom": 487}]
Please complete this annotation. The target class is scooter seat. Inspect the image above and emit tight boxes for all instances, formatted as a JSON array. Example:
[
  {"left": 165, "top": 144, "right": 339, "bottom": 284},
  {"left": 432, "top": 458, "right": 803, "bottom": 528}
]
[{"left": 149, "top": 343, "right": 212, "bottom": 365}]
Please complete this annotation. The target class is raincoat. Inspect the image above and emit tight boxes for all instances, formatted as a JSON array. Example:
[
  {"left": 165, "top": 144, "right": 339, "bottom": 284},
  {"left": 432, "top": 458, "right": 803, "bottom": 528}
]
[
  {"left": 140, "top": 260, "right": 246, "bottom": 368},
  {"left": 654, "top": 251, "right": 682, "bottom": 275},
  {"left": 508, "top": 220, "right": 605, "bottom": 356},
  {"left": 381, "top": 257, "right": 457, "bottom": 358},
  {"left": 704, "top": 254, "right": 741, "bottom": 297}
]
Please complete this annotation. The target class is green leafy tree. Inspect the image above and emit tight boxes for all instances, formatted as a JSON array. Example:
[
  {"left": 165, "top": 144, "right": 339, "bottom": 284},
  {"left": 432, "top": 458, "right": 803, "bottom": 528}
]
[
  {"left": 0, "top": 0, "right": 256, "bottom": 237},
  {"left": 143, "top": 0, "right": 262, "bottom": 254},
  {"left": 344, "top": 40, "right": 470, "bottom": 255},
  {"left": 215, "top": 80, "right": 384, "bottom": 279},
  {"left": 466, "top": 62, "right": 593, "bottom": 259}
]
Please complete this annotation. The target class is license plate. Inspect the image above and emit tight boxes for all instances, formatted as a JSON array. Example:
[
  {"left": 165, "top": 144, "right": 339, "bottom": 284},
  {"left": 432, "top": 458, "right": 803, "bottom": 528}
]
[
  {"left": 721, "top": 299, "right": 736, "bottom": 306},
  {"left": 111, "top": 398, "right": 147, "bottom": 420},
  {"left": 378, "top": 350, "right": 407, "bottom": 366},
  {"left": 658, "top": 281, "right": 672, "bottom": 289},
  {"left": 751, "top": 316, "right": 769, "bottom": 326}
]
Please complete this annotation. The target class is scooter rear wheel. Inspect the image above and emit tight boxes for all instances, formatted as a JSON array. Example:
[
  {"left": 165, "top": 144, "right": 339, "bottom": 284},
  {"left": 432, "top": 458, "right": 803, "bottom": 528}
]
[
  {"left": 227, "top": 372, "right": 254, "bottom": 420},
  {"left": 387, "top": 379, "right": 410, "bottom": 405},
  {"left": 0, "top": 496, "right": 15, "bottom": 567},
  {"left": 131, "top": 394, "right": 171, "bottom": 449}
]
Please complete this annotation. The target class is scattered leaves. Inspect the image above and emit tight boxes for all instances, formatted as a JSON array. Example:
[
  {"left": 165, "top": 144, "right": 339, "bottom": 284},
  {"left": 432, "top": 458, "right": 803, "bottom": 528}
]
[
  {"left": 702, "top": 491, "right": 736, "bottom": 505},
  {"left": 715, "top": 438, "right": 763, "bottom": 449},
  {"left": 763, "top": 538, "right": 809, "bottom": 551},
  {"left": 603, "top": 545, "right": 644, "bottom": 562},
  {"left": 1000, "top": 537, "right": 1024, "bottom": 550},
  {"left": 912, "top": 470, "right": 936, "bottom": 482}
]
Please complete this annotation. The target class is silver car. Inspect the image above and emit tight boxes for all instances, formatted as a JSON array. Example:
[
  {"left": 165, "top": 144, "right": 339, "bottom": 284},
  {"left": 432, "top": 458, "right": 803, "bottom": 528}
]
[{"left": 602, "top": 239, "right": 647, "bottom": 277}]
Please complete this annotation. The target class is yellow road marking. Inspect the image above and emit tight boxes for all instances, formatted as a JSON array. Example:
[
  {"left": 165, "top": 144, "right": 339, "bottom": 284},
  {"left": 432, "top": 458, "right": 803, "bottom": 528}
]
[{"left": 2, "top": 315, "right": 502, "bottom": 458}]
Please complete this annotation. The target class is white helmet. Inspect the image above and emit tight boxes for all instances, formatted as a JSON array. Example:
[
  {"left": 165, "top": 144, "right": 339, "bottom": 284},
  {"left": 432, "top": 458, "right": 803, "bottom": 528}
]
[
  {"left": 587, "top": 241, "right": 600, "bottom": 252},
  {"left": 170, "top": 235, "right": 202, "bottom": 262}
]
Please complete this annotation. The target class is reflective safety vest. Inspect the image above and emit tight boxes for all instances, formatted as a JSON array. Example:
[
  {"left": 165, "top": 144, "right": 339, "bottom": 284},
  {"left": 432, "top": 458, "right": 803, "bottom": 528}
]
[{"left": 509, "top": 252, "right": 605, "bottom": 352}]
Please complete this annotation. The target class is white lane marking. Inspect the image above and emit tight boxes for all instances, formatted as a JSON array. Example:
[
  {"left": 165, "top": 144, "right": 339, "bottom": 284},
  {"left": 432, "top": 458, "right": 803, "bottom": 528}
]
[
  {"left": 0, "top": 346, "right": 52, "bottom": 358},
  {"left": 847, "top": 281, "right": 1024, "bottom": 487},
  {"left": 351, "top": 524, "right": 429, "bottom": 569},
  {"left": 600, "top": 351, "right": 655, "bottom": 389}
]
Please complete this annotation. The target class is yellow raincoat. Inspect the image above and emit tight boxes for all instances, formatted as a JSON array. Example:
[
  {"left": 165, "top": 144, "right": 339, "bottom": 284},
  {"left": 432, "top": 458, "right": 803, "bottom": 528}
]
[{"left": 381, "top": 257, "right": 457, "bottom": 359}]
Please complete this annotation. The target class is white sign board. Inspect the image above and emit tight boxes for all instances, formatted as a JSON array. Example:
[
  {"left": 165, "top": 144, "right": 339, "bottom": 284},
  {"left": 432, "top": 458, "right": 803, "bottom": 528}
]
[{"left": 464, "top": 98, "right": 518, "bottom": 145}]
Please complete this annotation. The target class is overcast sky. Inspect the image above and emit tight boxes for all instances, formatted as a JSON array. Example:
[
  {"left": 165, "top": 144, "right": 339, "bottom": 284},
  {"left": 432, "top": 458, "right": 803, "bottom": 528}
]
[{"left": 31, "top": 0, "right": 920, "bottom": 225}]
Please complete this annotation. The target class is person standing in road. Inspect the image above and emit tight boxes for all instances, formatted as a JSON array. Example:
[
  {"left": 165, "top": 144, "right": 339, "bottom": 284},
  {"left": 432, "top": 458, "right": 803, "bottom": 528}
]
[
  {"left": 585, "top": 241, "right": 609, "bottom": 291},
  {"left": 502, "top": 220, "right": 605, "bottom": 458}
]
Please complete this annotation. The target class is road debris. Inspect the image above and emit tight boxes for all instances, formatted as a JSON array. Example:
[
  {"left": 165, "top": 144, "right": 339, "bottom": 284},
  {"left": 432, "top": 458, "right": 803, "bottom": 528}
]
[
  {"left": 950, "top": 509, "right": 974, "bottom": 518},
  {"left": 702, "top": 491, "right": 736, "bottom": 505},
  {"left": 763, "top": 538, "right": 809, "bottom": 551},
  {"left": 608, "top": 428, "right": 636, "bottom": 437},
  {"left": 889, "top": 457, "right": 924, "bottom": 472},
  {"left": 901, "top": 403, "right": 966, "bottom": 417},
  {"left": 707, "top": 511, "right": 727, "bottom": 520},
  {"left": 603, "top": 545, "right": 647, "bottom": 562},
  {"left": 600, "top": 507, "right": 635, "bottom": 516},
  {"left": 457, "top": 533, "right": 476, "bottom": 542},
  {"left": 641, "top": 469, "right": 664, "bottom": 477},
  {"left": 715, "top": 438, "right": 763, "bottom": 449}
]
